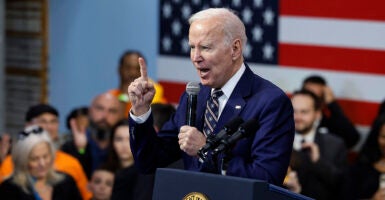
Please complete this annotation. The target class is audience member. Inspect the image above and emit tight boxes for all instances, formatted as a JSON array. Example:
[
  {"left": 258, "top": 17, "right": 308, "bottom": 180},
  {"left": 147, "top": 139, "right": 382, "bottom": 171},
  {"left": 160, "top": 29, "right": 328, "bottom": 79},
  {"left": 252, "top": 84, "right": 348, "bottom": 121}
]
[
  {"left": 62, "top": 92, "right": 125, "bottom": 179},
  {"left": 0, "top": 133, "right": 11, "bottom": 164},
  {"left": 128, "top": 8, "right": 294, "bottom": 185},
  {"left": 0, "top": 125, "right": 82, "bottom": 200},
  {"left": 151, "top": 103, "right": 176, "bottom": 132},
  {"left": 350, "top": 115, "right": 385, "bottom": 199},
  {"left": 359, "top": 99, "right": 385, "bottom": 161},
  {"left": 64, "top": 106, "right": 89, "bottom": 141},
  {"left": 283, "top": 167, "right": 302, "bottom": 194},
  {"left": 88, "top": 165, "right": 115, "bottom": 200},
  {"left": 290, "top": 89, "right": 348, "bottom": 200},
  {"left": 25, "top": 104, "right": 64, "bottom": 148},
  {"left": 302, "top": 75, "right": 360, "bottom": 149},
  {"left": 109, "top": 50, "right": 167, "bottom": 116},
  {"left": 150, "top": 103, "right": 183, "bottom": 169},
  {"left": 104, "top": 119, "right": 153, "bottom": 200},
  {"left": 0, "top": 104, "right": 92, "bottom": 199}
]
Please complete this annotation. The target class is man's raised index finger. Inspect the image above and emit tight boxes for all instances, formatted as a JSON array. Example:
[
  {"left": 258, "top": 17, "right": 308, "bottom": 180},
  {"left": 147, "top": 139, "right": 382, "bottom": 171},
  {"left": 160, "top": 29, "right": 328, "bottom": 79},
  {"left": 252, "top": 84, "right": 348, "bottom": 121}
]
[{"left": 138, "top": 57, "right": 148, "bottom": 80}]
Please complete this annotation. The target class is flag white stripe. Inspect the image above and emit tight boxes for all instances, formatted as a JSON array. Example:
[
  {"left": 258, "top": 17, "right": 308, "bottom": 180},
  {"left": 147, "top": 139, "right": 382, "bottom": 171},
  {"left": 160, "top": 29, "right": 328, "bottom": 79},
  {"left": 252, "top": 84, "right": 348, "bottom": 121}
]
[
  {"left": 280, "top": 16, "right": 385, "bottom": 51},
  {"left": 250, "top": 63, "right": 385, "bottom": 103},
  {"left": 158, "top": 56, "right": 199, "bottom": 82},
  {"left": 158, "top": 56, "right": 385, "bottom": 103}
]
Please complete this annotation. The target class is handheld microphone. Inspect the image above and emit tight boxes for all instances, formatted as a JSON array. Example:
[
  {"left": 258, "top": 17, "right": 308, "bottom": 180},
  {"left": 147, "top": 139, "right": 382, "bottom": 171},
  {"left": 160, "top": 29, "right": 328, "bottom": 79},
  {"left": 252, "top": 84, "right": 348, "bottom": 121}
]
[
  {"left": 213, "top": 119, "right": 259, "bottom": 155},
  {"left": 197, "top": 117, "right": 244, "bottom": 161},
  {"left": 185, "top": 82, "right": 200, "bottom": 126}
]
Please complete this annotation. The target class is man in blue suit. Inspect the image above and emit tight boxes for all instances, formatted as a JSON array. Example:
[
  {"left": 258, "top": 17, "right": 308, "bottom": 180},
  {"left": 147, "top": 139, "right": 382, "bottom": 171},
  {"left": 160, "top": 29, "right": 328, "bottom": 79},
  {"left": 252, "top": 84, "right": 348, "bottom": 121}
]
[{"left": 127, "top": 8, "right": 294, "bottom": 185}]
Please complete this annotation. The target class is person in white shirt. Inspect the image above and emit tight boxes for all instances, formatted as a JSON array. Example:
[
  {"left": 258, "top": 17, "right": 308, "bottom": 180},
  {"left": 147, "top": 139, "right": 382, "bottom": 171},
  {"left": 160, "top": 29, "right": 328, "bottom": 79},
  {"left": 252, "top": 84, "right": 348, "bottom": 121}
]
[{"left": 289, "top": 89, "right": 348, "bottom": 200}]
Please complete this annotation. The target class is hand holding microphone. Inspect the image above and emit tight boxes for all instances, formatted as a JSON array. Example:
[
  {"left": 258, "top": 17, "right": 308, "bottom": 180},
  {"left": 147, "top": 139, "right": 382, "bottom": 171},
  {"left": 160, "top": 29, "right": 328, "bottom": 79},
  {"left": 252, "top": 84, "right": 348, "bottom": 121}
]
[{"left": 178, "top": 82, "right": 204, "bottom": 156}]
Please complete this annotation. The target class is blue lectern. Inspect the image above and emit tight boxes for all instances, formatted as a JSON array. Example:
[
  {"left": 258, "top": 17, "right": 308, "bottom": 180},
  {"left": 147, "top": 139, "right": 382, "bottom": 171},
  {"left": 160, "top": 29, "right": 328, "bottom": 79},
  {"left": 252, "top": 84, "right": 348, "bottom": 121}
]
[{"left": 152, "top": 168, "right": 313, "bottom": 200}]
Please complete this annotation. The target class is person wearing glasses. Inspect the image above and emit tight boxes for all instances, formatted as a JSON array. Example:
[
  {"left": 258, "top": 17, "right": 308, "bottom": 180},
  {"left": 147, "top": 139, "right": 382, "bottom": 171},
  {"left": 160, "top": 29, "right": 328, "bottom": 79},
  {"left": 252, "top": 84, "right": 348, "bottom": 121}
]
[{"left": 0, "top": 125, "right": 82, "bottom": 200}]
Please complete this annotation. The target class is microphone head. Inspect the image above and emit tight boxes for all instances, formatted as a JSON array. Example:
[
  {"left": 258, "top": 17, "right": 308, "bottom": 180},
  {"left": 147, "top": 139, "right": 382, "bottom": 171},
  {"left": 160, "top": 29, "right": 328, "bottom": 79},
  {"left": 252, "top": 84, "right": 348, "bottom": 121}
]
[
  {"left": 238, "top": 119, "right": 259, "bottom": 137},
  {"left": 224, "top": 117, "right": 244, "bottom": 132},
  {"left": 186, "top": 82, "right": 200, "bottom": 95}
]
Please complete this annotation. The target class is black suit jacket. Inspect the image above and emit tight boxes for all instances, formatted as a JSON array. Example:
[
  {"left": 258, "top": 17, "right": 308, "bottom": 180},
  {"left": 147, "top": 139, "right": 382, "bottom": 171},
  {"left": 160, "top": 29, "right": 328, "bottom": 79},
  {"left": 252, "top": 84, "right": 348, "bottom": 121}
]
[
  {"left": 0, "top": 173, "right": 82, "bottom": 200},
  {"left": 291, "top": 131, "right": 348, "bottom": 200},
  {"left": 319, "top": 101, "right": 360, "bottom": 149}
]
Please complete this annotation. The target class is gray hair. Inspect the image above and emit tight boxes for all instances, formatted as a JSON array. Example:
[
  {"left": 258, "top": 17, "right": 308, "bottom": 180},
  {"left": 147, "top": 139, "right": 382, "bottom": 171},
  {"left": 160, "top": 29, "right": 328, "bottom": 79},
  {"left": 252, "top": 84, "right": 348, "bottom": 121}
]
[
  {"left": 188, "top": 8, "right": 247, "bottom": 47},
  {"left": 12, "top": 125, "right": 63, "bottom": 193}
]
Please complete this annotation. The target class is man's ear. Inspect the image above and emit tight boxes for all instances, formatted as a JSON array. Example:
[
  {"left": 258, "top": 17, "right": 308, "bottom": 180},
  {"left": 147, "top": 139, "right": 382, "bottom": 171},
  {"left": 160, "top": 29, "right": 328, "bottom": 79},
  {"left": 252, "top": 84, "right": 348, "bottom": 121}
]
[{"left": 231, "top": 39, "right": 242, "bottom": 60}]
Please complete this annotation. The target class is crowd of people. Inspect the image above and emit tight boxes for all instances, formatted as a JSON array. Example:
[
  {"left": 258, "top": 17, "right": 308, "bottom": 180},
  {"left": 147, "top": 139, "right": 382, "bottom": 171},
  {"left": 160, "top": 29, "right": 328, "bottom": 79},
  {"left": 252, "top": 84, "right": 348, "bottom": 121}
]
[
  {"left": 0, "top": 50, "right": 175, "bottom": 200},
  {"left": 0, "top": 7, "right": 383, "bottom": 200}
]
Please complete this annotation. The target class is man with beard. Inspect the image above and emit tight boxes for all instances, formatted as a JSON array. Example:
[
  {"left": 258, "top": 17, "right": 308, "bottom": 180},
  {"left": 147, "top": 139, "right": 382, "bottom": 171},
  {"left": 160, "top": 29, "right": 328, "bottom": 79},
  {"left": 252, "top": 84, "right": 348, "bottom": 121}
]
[
  {"left": 302, "top": 75, "right": 360, "bottom": 149},
  {"left": 290, "top": 89, "right": 348, "bottom": 200},
  {"left": 62, "top": 92, "right": 124, "bottom": 179}
]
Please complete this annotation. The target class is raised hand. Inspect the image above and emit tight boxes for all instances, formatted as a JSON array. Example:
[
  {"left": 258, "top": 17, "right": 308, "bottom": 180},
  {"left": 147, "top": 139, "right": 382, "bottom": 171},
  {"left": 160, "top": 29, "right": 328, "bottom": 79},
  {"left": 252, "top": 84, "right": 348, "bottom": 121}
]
[
  {"left": 70, "top": 118, "right": 87, "bottom": 151},
  {"left": 323, "top": 86, "right": 335, "bottom": 104},
  {"left": 301, "top": 141, "right": 320, "bottom": 163},
  {"left": 128, "top": 57, "right": 155, "bottom": 116},
  {"left": 283, "top": 169, "right": 302, "bottom": 193}
]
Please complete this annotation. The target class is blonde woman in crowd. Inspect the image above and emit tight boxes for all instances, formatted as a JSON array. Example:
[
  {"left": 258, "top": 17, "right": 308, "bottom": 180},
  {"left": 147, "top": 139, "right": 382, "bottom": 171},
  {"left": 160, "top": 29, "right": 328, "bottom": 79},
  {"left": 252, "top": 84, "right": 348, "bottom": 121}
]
[{"left": 0, "top": 125, "right": 82, "bottom": 200}]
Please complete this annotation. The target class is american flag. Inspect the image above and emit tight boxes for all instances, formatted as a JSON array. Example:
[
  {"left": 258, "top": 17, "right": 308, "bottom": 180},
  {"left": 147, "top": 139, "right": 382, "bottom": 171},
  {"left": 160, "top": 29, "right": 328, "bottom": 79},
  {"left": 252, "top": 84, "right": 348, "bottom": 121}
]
[
  {"left": 157, "top": 0, "right": 385, "bottom": 130},
  {"left": 159, "top": 0, "right": 279, "bottom": 64}
]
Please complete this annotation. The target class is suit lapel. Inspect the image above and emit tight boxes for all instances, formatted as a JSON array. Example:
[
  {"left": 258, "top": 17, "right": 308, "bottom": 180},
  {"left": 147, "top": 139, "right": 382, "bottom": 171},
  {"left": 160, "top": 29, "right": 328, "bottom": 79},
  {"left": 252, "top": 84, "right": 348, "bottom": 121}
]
[{"left": 216, "top": 65, "right": 254, "bottom": 131}]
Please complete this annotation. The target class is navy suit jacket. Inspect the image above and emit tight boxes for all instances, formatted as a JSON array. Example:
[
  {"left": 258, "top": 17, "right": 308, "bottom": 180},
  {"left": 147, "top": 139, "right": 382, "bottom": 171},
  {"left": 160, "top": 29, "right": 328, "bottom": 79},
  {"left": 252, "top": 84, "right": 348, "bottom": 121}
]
[{"left": 129, "top": 64, "right": 294, "bottom": 185}]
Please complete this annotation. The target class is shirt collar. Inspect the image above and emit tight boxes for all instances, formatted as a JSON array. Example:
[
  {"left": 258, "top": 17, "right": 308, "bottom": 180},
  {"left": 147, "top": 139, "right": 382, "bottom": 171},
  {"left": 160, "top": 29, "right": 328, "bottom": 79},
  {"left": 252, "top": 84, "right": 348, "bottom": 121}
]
[
  {"left": 293, "top": 127, "right": 317, "bottom": 150},
  {"left": 213, "top": 63, "right": 246, "bottom": 99}
]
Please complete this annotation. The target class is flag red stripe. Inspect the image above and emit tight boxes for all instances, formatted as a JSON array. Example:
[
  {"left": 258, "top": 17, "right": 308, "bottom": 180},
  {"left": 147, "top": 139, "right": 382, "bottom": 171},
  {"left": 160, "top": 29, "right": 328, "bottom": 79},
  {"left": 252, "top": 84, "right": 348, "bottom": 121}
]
[
  {"left": 280, "top": 0, "right": 385, "bottom": 21},
  {"left": 159, "top": 81, "right": 379, "bottom": 126},
  {"left": 338, "top": 99, "right": 379, "bottom": 126},
  {"left": 159, "top": 81, "right": 186, "bottom": 104},
  {"left": 279, "top": 43, "right": 385, "bottom": 75}
]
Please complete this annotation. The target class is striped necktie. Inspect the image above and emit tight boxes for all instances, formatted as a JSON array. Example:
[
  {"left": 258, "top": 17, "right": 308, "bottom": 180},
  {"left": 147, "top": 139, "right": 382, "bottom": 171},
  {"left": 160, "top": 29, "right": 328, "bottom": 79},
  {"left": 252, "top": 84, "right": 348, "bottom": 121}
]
[{"left": 203, "top": 89, "right": 223, "bottom": 137}]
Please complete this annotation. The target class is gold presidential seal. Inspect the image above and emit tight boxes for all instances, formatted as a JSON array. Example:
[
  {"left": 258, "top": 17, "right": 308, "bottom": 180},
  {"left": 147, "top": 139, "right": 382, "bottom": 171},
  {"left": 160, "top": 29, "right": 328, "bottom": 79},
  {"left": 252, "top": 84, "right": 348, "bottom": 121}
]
[{"left": 182, "top": 192, "right": 209, "bottom": 200}]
